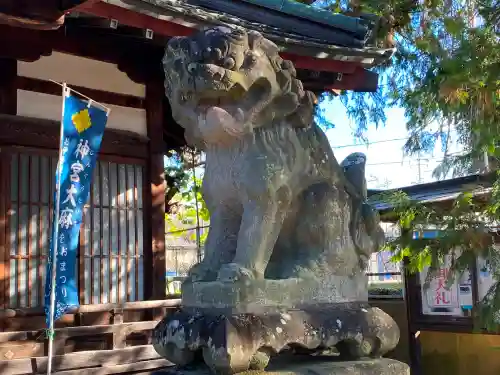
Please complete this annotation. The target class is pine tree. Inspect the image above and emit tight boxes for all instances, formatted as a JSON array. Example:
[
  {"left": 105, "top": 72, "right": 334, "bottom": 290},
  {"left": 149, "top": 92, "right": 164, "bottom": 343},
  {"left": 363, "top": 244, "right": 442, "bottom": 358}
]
[{"left": 299, "top": 0, "right": 500, "bottom": 328}]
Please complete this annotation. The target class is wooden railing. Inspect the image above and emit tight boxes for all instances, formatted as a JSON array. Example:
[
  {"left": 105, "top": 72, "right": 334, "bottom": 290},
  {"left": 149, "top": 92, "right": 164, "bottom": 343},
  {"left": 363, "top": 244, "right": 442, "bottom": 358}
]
[
  {"left": 0, "top": 299, "right": 181, "bottom": 319},
  {"left": 0, "top": 285, "right": 404, "bottom": 374},
  {"left": 0, "top": 299, "right": 182, "bottom": 375}
]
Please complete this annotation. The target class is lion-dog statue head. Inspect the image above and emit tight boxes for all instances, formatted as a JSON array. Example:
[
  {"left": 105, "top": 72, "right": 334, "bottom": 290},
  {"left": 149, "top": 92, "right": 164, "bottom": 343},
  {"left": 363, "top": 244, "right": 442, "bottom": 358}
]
[{"left": 163, "top": 26, "right": 316, "bottom": 148}]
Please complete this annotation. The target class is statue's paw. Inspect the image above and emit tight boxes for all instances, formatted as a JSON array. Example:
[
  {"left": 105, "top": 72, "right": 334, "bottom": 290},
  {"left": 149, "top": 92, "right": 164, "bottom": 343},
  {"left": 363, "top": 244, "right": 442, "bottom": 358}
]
[
  {"left": 186, "top": 262, "right": 216, "bottom": 283},
  {"left": 217, "top": 263, "right": 256, "bottom": 283}
]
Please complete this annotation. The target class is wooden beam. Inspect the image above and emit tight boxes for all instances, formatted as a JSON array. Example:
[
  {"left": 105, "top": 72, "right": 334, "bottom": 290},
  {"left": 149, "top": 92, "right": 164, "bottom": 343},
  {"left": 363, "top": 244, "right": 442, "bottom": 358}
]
[
  {"left": 77, "top": 1, "right": 365, "bottom": 75},
  {"left": 0, "top": 298, "right": 180, "bottom": 319},
  {"left": 0, "top": 26, "right": 53, "bottom": 62},
  {"left": 328, "top": 67, "right": 379, "bottom": 92},
  {"left": 0, "top": 24, "right": 164, "bottom": 84},
  {"left": 16, "top": 76, "right": 145, "bottom": 109},
  {"left": 66, "top": 0, "right": 102, "bottom": 13},
  {"left": 303, "top": 67, "right": 379, "bottom": 92},
  {"left": 0, "top": 20, "right": 366, "bottom": 88},
  {"left": 0, "top": 58, "right": 17, "bottom": 114},
  {"left": 0, "top": 0, "right": 90, "bottom": 26},
  {"left": 0, "top": 9, "right": 64, "bottom": 30},
  {"left": 51, "top": 359, "right": 172, "bottom": 375},
  {"left": 0, "top": 320, "right": 159, "bottom": 343},
  {"left": 0, "top": 114, "right": 149, "bottom": 158},
  {"left": 144, "top": 80, "right": 167, "bottom": 303},
  {"left": 280, "top": 52, "right": 359, "bottom": 74},
  {"left": 77, "top": 1, "right": 193, "bottom": 37}
]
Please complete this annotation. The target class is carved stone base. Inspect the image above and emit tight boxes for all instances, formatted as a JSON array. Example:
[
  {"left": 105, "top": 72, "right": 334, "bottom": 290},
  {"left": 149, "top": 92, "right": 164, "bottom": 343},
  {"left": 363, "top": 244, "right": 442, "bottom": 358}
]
[
  {"left": 181, "top": 274, "right": 367, "bottom": 312},
  {"left": 152, "top": 304, "right": 400, "bottom": 375}
]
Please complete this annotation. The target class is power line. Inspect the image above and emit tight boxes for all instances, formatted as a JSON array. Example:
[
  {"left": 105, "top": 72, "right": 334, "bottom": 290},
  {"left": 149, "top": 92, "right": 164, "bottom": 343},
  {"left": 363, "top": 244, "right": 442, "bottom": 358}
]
[
  {"left": 366, "top": 156, "right": 451, "bottom": 166},
  {"left": 332, "top": 137, "right": 409, "bottom": 149},
  {"left": 330, "top": 128, "right": 461, "bottom": 150},
  {"left": 367, "top": 161, "right": 405, "bottom": 166}
]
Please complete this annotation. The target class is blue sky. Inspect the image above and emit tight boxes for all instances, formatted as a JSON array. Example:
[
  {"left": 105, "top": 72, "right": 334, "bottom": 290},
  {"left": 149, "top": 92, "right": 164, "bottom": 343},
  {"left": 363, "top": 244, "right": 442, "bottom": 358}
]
[
  {"left": 321, "top": 99, "right": 463, "bottom": 189},
  {"left": 165, "top": 99, "right": 463, "bottom": 191}
]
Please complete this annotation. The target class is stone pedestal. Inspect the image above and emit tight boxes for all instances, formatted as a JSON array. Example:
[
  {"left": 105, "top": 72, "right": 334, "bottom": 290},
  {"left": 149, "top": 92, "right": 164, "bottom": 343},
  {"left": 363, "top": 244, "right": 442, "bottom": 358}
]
[
  {"left": 153, "top": 301, "right": 403, "bottom": 375},
  {"left": 181, "top": 274, "right": 368, "bottom": 312}
]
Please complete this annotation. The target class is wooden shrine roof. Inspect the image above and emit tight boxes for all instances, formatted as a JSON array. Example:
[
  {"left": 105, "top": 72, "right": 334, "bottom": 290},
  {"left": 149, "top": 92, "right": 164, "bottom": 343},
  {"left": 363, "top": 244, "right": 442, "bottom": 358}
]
[
  {"left": 367, "top": 173, "right": 496, "bottom": 221},
  {"left": 110, "top": 0, "right": 395, "bottom": 67},
  {"left": 0, "top": 0, "right": 395, "bottom": 92},
  {"left": 0, "top": 0, "right": 396, "bottom": 148}
]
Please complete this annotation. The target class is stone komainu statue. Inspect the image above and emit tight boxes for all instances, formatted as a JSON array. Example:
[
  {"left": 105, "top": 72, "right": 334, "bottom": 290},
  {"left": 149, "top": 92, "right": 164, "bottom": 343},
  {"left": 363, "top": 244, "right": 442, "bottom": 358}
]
[
  {"left": 163, "top": 26, "right": 385, "bottom": 288},
  {"left": 154, "top": 27, "right": 401, "bottom": 375}
]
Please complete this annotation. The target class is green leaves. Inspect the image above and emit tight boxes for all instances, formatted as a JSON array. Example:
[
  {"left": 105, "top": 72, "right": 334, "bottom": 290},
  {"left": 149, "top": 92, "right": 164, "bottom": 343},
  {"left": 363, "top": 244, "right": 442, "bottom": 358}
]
[
  {"left": 376, "top": 180, "right": 500, "bottom": 329},
  {"left": 165, "top": 148, "right": 209, "bottom": 246},
  {"left": 307, "top": 1, "right": 499, "bottom": 177},
  {"left": 443, "top": 16, "right": 465, "bottom": 36}
]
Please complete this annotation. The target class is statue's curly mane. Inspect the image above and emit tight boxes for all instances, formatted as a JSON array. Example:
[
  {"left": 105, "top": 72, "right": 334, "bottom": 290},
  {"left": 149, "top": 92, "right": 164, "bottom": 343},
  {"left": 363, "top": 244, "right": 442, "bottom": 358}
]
[{"left": 245, "top": 30, "right": 317, "bottom": 129}]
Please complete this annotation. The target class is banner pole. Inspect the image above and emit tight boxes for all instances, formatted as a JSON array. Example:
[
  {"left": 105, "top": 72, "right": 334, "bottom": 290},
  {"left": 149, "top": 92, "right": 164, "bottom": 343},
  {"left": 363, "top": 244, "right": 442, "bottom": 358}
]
[{"left": 46, "top": 83, "right": 68, "bottom": 375}]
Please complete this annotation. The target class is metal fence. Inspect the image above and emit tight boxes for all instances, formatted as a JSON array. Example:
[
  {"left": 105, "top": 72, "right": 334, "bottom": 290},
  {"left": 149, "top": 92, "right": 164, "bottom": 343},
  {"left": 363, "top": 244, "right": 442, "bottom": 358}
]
[{"left": 165, "top": 230, "right": 205, "bottom": 296}]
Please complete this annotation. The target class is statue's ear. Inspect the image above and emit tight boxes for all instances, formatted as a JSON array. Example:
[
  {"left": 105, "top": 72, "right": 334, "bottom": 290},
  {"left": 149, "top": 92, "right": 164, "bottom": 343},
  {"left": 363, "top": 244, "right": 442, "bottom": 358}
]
[
  {"left": 248, "top": 30, "right": 263, "bottom": 50},
  {"left": 287, "top": 91, "right": 316, "bottom": 128},
  {"left": 260, "top": 39, "right": 280, "bottom": 57}
]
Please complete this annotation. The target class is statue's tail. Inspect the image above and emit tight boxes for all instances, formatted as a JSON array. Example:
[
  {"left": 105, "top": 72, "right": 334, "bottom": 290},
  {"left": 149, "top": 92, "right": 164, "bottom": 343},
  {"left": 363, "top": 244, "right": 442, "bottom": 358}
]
[
  {"left": 341, "top": 152, "right": 368, "bottom": 199},
  {"left": 340, "top": 152, "right": 385, "bottom": 269}
]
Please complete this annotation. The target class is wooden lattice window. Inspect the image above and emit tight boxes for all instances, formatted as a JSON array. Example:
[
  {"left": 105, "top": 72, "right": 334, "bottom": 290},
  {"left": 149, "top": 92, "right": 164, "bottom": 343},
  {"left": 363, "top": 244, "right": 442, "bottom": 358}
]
[
  {"left": 82, "top": 160, "right": 145, "bottom": 304},
  {"left": 7, "top": 151, "right": 56, "bottom": 308},
  {"left": 2, "top": 148, "right": 145, "bottom": 308}
]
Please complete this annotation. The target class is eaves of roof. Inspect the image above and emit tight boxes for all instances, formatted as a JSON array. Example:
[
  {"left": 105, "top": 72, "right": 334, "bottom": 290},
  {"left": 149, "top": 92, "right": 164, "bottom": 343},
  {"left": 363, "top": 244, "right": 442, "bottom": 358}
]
[
  {"left": 370, "top": 187, "right": 493, "bottom": 212},
  {"left": 116, "top": 0, "right": 395, "bottom": 68},
  {"left": 367, "top": 173, "right": 496, "bottom": 212}
]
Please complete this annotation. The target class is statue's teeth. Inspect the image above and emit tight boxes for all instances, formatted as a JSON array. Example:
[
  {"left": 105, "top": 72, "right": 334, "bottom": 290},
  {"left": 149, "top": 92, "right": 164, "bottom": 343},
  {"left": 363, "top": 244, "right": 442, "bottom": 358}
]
[{"left": 235, "top": 108, "right": 244, "bottom": 123}]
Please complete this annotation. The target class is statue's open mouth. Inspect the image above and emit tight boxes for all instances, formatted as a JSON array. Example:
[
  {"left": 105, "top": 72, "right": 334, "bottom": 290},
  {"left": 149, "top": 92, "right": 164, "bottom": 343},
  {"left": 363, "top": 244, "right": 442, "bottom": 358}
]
[
  {"left": 178, "top": 63, "right": 272, "bottom": 123},
  {"left": 195, "top": 83, "right": 248, "bottom": 109}
]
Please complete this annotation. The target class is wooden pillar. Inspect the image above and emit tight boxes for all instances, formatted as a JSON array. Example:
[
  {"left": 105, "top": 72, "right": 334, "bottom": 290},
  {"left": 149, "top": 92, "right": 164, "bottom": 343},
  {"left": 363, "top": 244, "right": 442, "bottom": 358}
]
[
  {"left": 0, "top": 58, "right": 16, "bottom": 115},
  {"left": 144, "top": 79, "right": 166, "bottom": 303},
  {"left": 0, "top": 157, "right": 7, "bottom": 313},
  {"left": 111, "top": 308, "right": 126, "bottom": 349},
  {"left": 0, "top": 58, "right": 16, "bottom": 314},
  {"left": 402, "top": 234, "right": 423, "bottom": 375}
]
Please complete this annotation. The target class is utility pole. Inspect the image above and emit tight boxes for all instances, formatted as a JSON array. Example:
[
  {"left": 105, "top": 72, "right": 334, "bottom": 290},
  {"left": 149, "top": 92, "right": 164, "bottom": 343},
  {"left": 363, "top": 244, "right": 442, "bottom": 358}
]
[
  {"left": 410, "top": 153, "right": 429, "bottom": 184},
  {"left": 483, "top": 150, "right": 490, "bottom": 172},
  {"left": 417, "top": 155, "right": 422, "bottom": 184}
]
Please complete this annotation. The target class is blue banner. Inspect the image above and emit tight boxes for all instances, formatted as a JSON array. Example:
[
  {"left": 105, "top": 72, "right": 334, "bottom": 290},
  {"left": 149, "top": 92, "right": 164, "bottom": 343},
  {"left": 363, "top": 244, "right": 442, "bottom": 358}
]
[
  {"left": 413, "top": 230, "right": 440, "bottom": 239},
  {"left": 45, "top": 88, "right": 109, "bottom": 325}
]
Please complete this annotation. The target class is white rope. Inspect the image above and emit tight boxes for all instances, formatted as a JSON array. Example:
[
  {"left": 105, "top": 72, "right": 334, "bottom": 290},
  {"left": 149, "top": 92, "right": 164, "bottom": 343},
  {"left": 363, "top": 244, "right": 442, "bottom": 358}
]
[{"left": 49, "top": 80, "right": 111, "bottom": 116}]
